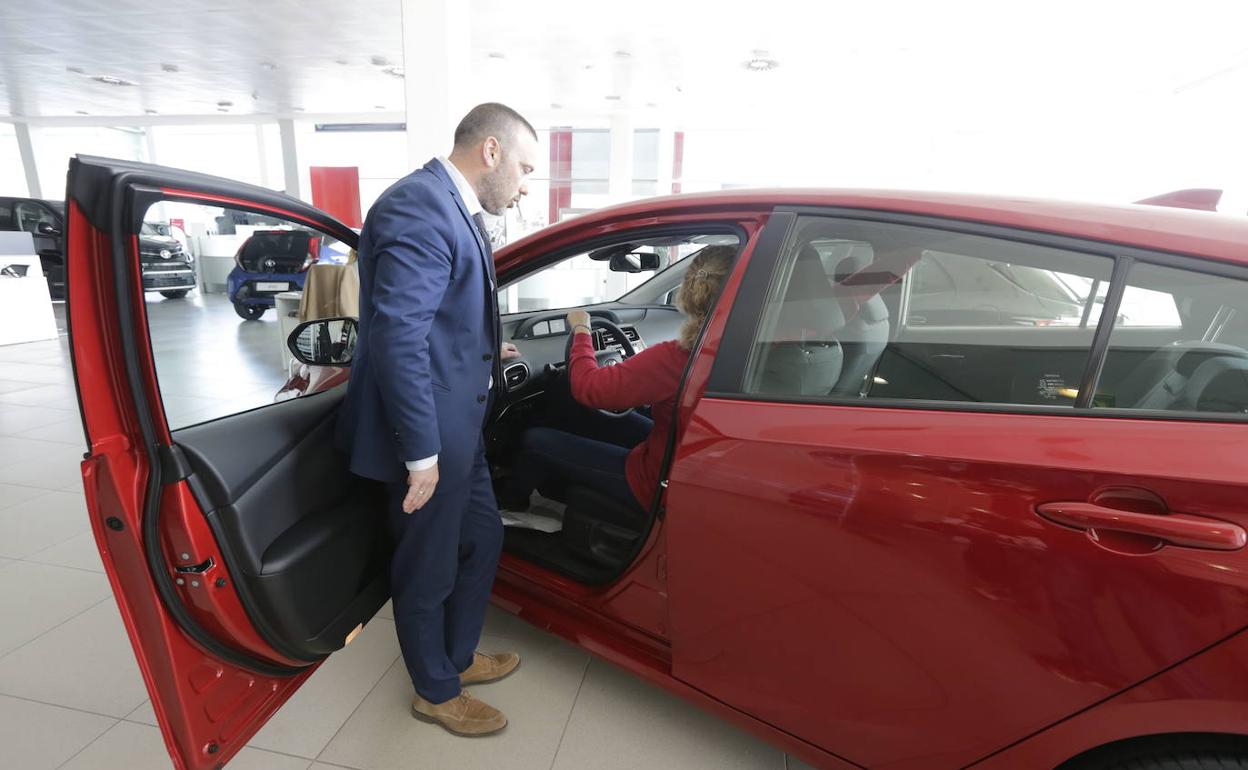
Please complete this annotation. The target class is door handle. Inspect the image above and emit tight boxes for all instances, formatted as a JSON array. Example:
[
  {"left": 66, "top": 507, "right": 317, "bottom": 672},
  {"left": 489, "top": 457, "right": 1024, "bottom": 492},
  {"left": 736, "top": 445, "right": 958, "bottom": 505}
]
[{"left": 1036, "top": 502, "right": 1247, "bottom": 551}]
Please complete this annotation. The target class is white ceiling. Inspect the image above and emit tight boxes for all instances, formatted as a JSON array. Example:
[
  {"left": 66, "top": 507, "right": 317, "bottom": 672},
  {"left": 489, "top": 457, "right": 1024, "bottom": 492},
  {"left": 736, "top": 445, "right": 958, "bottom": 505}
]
[{"left": 2, "top": 0, "right": 1246, "bottom": 127}]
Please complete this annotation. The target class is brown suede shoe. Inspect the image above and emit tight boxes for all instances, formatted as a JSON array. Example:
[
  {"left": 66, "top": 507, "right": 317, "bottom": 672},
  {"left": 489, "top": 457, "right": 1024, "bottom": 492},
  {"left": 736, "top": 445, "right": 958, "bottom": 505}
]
[
  {"left": 460, "top": 651, "right": 521, "bottom": 685},
  {"left": 411, "top": 691, "right": 507, "bottom": 736}
]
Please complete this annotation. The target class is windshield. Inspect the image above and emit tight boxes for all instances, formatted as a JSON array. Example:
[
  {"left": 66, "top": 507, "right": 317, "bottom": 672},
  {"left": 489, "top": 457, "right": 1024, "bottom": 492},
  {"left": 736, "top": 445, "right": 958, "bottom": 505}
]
[{"left": 500, "top": 233, "right": 738, "bottom": 314}]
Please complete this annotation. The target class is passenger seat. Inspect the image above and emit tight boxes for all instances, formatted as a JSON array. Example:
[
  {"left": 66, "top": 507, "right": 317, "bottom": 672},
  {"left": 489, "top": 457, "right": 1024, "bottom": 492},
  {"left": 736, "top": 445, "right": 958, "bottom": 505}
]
[
  {"left": 830, "top": 254, "right": 891, "bottom": 397},
  {"left": 755, "top": 245, "right": 845, "bottom": 397}
]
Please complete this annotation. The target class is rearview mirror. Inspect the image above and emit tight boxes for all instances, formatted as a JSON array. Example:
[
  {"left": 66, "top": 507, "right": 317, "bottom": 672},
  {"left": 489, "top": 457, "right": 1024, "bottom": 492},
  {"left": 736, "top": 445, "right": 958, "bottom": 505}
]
[
  {"left": 609, "top": 252, "right": 660, "bottom": 273},
  {"left": 287, "top": 317, "right": 358, "bottom": 366}
]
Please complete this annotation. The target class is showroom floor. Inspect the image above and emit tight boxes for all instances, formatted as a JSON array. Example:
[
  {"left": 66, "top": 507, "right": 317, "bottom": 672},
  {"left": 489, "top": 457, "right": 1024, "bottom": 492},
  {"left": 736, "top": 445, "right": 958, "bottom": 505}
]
[{"left": 0, "top": 296, "right": 812, "bottom": 770}]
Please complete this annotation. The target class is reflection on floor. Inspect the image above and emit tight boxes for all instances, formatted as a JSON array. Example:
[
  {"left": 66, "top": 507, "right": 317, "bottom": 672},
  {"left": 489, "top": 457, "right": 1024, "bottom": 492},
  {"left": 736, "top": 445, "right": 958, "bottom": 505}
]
[{"left": 1, "top": 291, "right": 812, "bottom": 770}]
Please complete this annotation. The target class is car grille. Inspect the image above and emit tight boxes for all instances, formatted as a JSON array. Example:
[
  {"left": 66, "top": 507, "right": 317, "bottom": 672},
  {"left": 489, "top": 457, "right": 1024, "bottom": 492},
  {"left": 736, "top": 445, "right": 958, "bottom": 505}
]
[{"left": 142, "top": 261, "right": 191, "bottom": 272}]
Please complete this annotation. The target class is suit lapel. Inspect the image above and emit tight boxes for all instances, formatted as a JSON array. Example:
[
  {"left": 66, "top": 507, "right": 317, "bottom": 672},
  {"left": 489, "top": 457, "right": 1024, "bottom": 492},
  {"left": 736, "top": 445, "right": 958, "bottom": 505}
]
[{"left": 423, "top": 159, "right": 490, "bottom": 272}]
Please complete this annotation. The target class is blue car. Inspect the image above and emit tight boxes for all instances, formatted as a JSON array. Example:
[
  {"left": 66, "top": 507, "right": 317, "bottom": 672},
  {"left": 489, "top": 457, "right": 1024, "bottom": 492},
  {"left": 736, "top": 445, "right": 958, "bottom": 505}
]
[{"left": 227, "top": 229, "right": 348, "bottom": 320}]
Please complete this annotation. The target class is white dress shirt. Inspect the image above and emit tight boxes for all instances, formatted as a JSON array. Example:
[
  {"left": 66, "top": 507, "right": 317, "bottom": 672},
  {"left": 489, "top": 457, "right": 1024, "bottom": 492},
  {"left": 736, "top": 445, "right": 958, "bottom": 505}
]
[{"left": 405, "top": 157, "right": 490, "bottom": 473}]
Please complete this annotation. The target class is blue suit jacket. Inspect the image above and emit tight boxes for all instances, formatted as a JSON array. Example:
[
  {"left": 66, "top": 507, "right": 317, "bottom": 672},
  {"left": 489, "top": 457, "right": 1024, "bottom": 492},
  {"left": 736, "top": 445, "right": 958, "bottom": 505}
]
[{"left": 336, "top": 159, "right": 499, "bottom": 485}]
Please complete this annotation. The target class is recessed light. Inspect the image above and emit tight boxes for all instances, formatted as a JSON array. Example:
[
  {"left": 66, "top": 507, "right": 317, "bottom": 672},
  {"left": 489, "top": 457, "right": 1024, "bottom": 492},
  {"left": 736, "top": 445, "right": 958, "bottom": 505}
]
[
  {"left": 75, "top": 110, "right": 89, "bottom": 115},
  {"left": 550, "top": 102, "right": 563, "bottom": 109},
  {"left": 383, "top": 66, "right": 405, "bottom": 78},
  {"left": 217, "top": 100, "right": 233, "bottom": 107},
  {"left": 584, "top": 64, "right": 595, "bottom": 71},
  {"left": 743, "top": 50, "right": 779, "bottom": 72},
  {"left": 93, "top": 75, "right": 138, "bottom": 86},
  {"left": 217, "top": 107, "right": 229, "bottom": 112},
  {"left": 614, "top": 50, "right": 632, "bottom": 59},
  {"left": 161, "top": 63, "right": 180, "bottom": 73},
  {"left": 487, "top": 52, "right": 506, "bottom": 59},
  {"left": 260, "top": 61, "right": 277, "bottom": 71},
  {"left": 605, "top": 95, "right": 622, "bottom": 101},
  {"left": 374, "top": 105, "right": 386, "bottom": 110},
  {"left": 66, "top": 66, "right": 85, "bottom": 74},
  {"left": 646, "top": 102, "right": 658, "bottom": 108},
  {"left": 370, "top": 55, "right": 390, "bottom": 67},
  {"left": 293, "top": 107, "right": 305, "bottom": 112},
  {"left": 335, "top": 58, "right": 349, "bottom": 66},
  {"left": 144, "top": 108, "right": 158, "bottom": 115}
]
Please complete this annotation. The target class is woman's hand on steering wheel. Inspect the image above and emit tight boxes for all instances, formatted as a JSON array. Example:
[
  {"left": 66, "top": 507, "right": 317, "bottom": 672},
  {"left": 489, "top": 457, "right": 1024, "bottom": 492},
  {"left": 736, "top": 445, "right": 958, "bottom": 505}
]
[{"left": 566, "top": 309, "right": 591, "bottom": 335}]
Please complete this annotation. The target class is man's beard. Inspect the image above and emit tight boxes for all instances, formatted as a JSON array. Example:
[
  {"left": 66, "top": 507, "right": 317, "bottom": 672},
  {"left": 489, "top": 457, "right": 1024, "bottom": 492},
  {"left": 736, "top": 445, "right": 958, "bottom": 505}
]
[{"left": 477, "top": 165, "right": 511, "bottom": 215}]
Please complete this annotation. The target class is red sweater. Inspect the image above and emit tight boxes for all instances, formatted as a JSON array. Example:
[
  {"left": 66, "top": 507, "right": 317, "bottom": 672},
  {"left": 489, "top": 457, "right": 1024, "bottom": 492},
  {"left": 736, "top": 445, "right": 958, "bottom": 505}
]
[{"left": 568, "top": 332, "right": 687, "bottom": 508}]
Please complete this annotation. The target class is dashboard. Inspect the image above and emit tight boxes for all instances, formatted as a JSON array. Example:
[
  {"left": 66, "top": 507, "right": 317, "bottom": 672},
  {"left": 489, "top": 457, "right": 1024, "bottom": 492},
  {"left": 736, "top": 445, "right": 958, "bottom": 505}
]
[{"left": 496, "top": 302, "right": 685, "bottom": 401}]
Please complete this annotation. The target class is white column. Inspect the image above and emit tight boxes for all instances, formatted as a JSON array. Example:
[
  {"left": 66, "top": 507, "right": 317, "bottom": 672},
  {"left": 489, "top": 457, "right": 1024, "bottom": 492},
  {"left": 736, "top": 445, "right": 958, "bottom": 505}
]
[
  {"left": 143, "top": 125, "right": 159, "bottom": 164},
  {"left": 656, "top": 126, "right": 675, "bottom": 194},
  {"left": 278, "top": 118, "right": 301, "bottom": 199},
  {"left": 15, "top": 122, "right": 40, "bottom": 199},
  {"left": 608, "top": 112, "right": 634, "bottom": 203},
  {"left": 401, "top": 0, "right": 472, "bottom": 168},
  {"left": 255, "top": 124, "right": 271, "bottom": 189}
]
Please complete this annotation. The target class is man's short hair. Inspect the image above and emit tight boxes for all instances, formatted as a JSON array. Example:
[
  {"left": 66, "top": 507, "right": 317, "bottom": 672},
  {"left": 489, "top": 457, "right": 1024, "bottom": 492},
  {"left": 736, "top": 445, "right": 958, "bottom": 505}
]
[{"left": 453, "top": 103, "right": 538, "bottom": 150}]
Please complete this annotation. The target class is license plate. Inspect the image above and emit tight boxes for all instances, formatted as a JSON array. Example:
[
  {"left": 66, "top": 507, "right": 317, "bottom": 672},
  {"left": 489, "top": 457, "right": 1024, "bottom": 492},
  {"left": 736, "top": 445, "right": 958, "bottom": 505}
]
[{"left": 256, "top": 282, "right": 288, "bottom": 292}]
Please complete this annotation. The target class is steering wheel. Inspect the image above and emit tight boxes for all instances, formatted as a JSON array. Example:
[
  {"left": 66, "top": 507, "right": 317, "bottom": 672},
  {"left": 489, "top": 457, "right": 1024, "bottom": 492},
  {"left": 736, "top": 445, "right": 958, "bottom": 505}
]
[{"left": 563, "top": 316, "right": 638, "bottom": 418}]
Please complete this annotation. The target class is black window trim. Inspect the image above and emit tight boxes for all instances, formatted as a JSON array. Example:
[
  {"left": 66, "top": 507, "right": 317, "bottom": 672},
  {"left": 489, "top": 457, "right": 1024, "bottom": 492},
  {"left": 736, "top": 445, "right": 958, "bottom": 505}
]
[{"left": 706, "top": 205, "right": 1248, "bottom": 425}]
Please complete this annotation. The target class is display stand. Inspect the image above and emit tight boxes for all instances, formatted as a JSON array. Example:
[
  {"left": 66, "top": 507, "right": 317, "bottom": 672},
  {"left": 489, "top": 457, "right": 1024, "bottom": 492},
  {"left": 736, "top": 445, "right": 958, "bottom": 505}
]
[{"left": 0, "top": 232, "right": 59, "bottom": 346}]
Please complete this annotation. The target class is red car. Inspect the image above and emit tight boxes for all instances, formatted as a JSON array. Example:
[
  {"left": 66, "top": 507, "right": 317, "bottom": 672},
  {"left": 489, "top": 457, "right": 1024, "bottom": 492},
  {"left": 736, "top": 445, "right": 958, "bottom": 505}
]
[{"left": 66, "top": 156, "right": 1248, "bottom": 770}]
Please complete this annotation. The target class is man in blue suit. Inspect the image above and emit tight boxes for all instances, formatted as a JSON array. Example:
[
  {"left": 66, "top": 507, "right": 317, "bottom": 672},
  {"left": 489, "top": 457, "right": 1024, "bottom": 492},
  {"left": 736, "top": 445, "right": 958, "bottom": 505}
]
[{"left": 336, "top": 103, "right": 537, "bottom": 735}]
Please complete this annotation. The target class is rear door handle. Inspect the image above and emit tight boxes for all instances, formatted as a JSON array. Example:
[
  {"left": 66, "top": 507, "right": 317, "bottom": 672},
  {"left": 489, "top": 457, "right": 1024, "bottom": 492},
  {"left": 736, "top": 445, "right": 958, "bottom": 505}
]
[{"left": 1036, "top": 502, "right": 1247, "bottom": 551}]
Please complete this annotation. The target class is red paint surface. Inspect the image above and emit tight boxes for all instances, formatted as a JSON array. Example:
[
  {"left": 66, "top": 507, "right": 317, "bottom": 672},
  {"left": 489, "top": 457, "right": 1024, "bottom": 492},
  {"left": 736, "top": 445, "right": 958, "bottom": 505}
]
[{"left": 309, "top": 166, "right": 363, "bottom": 228}]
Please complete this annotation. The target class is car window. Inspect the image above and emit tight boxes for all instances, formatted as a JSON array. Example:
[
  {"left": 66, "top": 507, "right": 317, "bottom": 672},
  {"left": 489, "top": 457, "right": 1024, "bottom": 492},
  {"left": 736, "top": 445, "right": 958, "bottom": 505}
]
[
  {"left": 740, "top": 216, "right": 1114, "bottom": 406},
  {"left": 499, "top": 233, "right": 738, "bottom": 314},
  {"left": 1094, "top": 261, "right": 1248, "bottom": 415},
  {"left": 137, "top": 201, "right": 354, "bottom": 430},
  {"left": 13, "top": 201, "right": 58, "bottom": 234}
]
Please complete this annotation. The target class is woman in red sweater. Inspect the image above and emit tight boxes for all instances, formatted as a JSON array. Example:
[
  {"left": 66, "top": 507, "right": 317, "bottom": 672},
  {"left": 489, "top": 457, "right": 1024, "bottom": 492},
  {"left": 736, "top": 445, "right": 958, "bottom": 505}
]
[{"left": 500, "top": 246, "right": 736, "bottom": 514}]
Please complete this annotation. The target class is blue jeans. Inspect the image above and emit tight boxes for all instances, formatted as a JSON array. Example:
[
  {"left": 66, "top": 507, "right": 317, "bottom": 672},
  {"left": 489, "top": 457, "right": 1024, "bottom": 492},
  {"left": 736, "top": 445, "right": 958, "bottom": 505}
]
[{"left": 503, "top": 417, "right": 652, "bottom": 511}]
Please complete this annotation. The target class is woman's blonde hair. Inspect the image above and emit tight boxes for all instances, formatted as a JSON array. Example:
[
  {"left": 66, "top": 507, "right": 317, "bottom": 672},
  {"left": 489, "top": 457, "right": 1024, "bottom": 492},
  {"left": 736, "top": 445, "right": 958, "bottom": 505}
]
[{"left": 675, "top": 245, "right": 736, "bottom": 350}]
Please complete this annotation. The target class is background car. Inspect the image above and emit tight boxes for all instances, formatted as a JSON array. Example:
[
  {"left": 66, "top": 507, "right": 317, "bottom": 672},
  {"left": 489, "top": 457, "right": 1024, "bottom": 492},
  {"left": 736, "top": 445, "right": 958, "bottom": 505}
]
[
  {"left": 226, "top": 228, "right": 347, "bottom": 320},
  {"left": 0, "top": 195, "right": 196, "bottom": 299},
  {"left": 68, "top": 157, "right": 1248, "bottom": 770}
]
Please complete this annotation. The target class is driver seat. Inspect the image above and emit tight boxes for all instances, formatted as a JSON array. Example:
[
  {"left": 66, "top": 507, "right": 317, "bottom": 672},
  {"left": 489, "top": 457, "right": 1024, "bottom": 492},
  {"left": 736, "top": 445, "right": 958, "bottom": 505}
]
[{"left": 560, "top": 485, "right": 647, "bottom": 569}]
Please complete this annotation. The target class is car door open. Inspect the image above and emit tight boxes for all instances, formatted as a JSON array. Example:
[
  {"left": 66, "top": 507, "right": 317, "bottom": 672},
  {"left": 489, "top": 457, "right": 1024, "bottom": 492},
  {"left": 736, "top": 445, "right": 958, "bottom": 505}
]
[{"left": 66, "top": 156, "right": 384, "bottom": 770}]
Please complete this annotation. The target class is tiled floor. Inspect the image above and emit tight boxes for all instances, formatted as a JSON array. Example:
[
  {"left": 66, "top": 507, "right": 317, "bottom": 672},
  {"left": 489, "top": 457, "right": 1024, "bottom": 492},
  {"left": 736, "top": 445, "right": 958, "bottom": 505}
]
[{"left": 0, "top": 296, "right": 815, "bottom": 770}]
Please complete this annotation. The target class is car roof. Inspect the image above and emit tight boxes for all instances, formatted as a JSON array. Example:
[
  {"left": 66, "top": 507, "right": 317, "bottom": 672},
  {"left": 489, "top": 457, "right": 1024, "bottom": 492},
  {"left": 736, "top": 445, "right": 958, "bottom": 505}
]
[{"left": 510, "top": 189, "right": 1248, "bottom": 268}]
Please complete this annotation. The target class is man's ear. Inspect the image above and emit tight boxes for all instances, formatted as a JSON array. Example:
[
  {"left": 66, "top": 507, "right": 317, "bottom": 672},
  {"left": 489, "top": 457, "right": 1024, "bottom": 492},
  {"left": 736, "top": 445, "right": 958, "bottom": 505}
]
[{"left": 483, "top": 136, "right": 501, "bottom": 168}]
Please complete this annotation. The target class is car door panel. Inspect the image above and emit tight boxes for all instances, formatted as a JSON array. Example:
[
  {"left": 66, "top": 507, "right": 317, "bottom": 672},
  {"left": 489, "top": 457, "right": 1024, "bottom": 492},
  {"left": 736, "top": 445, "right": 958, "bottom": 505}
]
[
  {"left": 67, "top": 156, "right": 374, "bottom": 770},
  {"left": 664, "top": 209, "right": 1248, "bottom": 769}
]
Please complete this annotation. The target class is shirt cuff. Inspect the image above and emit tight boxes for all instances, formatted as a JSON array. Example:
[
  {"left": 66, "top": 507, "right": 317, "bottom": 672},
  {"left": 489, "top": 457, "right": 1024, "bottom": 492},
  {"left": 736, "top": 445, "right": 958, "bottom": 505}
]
[{"left": 405, "top": 454, "right": 438, "bottom": 472}]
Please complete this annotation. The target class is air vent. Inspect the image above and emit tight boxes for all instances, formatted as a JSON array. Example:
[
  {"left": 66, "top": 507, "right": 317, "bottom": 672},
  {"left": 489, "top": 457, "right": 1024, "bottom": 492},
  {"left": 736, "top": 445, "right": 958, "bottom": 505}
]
[
  {"left": 621, "top": 326, "right": 640, "bottom": 342},
  {"left": 504, "top": 362, "right": 529, "bottom": 390}
]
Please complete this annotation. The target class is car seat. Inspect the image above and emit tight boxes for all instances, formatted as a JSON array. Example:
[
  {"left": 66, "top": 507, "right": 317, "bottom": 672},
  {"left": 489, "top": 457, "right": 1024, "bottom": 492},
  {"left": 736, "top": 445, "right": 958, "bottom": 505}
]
[
  {"left": 755, "top": 245, "right": 844, "bottom": 397},
  {"left": 829, "top": 254, "right": 891, "bottom": 397}
]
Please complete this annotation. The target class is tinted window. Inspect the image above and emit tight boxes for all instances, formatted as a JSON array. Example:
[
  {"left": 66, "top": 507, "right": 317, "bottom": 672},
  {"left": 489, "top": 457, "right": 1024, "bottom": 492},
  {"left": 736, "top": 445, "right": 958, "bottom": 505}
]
[{"left": 740, "top": 217, "right": 1113, "bottom": 407}]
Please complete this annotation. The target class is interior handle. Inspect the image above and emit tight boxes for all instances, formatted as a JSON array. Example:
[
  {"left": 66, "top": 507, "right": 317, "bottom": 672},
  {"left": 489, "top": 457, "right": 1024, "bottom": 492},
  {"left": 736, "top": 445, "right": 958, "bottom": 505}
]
[{"left": 1036, "top": 502, "right": 1247, "bottom": 551}]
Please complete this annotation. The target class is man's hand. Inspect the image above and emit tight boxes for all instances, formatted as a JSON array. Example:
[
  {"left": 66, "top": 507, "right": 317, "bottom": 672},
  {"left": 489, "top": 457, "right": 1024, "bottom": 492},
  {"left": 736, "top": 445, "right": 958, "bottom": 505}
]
[
  {"left": 403, "top": 464, "right": 439, "bottom": 513},
  {"left": 501, "top": 342, "right": 521, "bottom": 360},
  {"left": 566, "top": 309, "right": 591, "bottom": 333}
]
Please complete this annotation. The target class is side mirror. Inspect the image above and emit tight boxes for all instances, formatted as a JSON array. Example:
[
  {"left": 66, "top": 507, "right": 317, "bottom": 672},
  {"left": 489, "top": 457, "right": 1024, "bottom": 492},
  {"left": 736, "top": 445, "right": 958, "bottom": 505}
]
[
  {"left": 37, "top": 222, "right": 61, "bottom": 237},
  {"left": 608, "top": 252, "right": 660, "bottom": 273},
  {"left": 287, "top": 317, "right": 358, "bottom": 366}
]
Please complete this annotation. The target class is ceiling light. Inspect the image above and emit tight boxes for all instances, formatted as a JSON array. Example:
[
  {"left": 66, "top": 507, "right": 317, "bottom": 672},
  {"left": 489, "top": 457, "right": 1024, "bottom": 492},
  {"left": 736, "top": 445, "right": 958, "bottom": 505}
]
[
  {"left": 93, "top": 75, "right": 138, "bottom": 86},
  {"left": 335, "top": 58, "right": 349, "bottom": 66},
  {"left": 550, "top": 103, "right": 563, "bottom": 109},
  {"left": 646, "top": 102, "right": 658, "bottom": 108},
  {"left": 161, "top": 63, "right": 180, "bottom": 73},
  {"left": 374, "top": 105, "right": 386, "bottom": 110},
  {"left": 75, "top": 110, "right": 89, "bottom": 115},
  {"left": 66, "top": 66, "right": 84, "bottom": 74},
  {"left": 743, "top": 50, "right": 779, "bottom": 72},
  {"left": 383, "top": 66, "right": 405, "bottom": 78},
  {"left": 370, "top": 55, "right": 390, "bottom": 67},
  {"left": 217, "top": 100, "right": 233, "bottom": 107},
  {"left": 293, "top": 107, "right": 305, "bottom": 112},
  {"left": 217, "top": 107, "right": 229, "bottom": 112},
  {"left": 487, "top": 52, "right": 506, "bottom": 59},
  {"left": 260, "top": 61, "right": 277, "bottom": 71},
  {"left": 614, "top": 50, "right": 632, "bottom": 59},
  {"left": 584, "top": 64, "right": 595, "bottom": 71},
  {"left": 605, "top": 94, "right": 622, "bottom": 101},
  {"left": 144, "top": 109, "right": 158, "bottom": 115}
]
